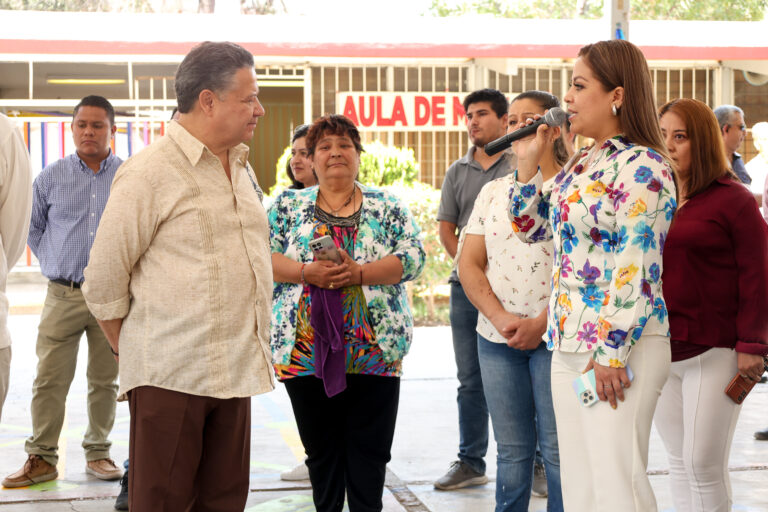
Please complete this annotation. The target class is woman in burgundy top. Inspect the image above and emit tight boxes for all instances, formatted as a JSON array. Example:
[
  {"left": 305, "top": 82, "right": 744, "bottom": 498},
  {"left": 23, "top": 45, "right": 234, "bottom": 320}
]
[{"left": 655, "top": 98, "right": 768, "bottom": 512}]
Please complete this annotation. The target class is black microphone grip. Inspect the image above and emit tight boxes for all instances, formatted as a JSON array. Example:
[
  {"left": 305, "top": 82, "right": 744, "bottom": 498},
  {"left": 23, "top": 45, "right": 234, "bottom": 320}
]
[
  {"left": 484, "top": 122, "right": 541, "bottom": 156},
  {"left": 484, "top": 107, "right": 566, "bottom": 156}
]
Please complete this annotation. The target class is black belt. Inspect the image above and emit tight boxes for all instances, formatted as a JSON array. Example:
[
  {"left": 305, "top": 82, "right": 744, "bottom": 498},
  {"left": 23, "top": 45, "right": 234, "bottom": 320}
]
[{"left": 51, "top": 279, "right": 81, "bottom": 289}]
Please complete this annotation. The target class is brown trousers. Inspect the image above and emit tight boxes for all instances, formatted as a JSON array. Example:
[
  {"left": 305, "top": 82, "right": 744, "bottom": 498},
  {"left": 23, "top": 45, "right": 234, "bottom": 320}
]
[{"left": 128, "top": 386, "right": 251, "bottom": 512}]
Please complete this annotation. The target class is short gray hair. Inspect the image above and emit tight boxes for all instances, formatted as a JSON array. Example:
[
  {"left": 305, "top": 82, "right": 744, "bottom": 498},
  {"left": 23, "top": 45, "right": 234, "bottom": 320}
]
[
  {"left": 713, "top": 104, "right": 744, "bottom": 131},
  {"left": 174, "top": 41, "right": 254, "bottom": 114}
]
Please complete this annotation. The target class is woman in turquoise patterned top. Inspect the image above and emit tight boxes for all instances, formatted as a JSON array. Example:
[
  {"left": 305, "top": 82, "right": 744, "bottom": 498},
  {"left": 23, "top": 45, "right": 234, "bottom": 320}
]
[
  {"left": 268, "top": 114, "right": 424, "bottom": 512},
  {"left": 508, "top": 40, "right": 676, "bottom": 511}
]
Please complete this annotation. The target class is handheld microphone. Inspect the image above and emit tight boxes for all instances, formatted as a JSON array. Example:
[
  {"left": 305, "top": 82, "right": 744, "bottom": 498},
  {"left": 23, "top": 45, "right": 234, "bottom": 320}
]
[{"left": 484, "top": 107, "right": 567, "bottom": 156}]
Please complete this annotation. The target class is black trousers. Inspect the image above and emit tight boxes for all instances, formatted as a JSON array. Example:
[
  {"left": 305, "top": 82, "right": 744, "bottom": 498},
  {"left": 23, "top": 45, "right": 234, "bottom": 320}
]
[{"left": 284, "top": 374, "right": 400, "bottom": 512}]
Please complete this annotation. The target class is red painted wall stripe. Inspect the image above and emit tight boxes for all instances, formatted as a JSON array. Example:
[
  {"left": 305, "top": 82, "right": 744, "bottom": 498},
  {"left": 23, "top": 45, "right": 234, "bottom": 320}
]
[{"left": 1, "top": 39, "right": 767, "bottom": 60}]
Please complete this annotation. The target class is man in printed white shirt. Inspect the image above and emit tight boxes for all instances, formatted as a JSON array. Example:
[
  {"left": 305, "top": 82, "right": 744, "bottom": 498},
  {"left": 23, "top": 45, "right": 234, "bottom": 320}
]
[
  {"left": 0, "top": 113, "right": 33, "bottom": 425},
  {"left": 82, "top": 42, "right": 274, "bottom": 510}
]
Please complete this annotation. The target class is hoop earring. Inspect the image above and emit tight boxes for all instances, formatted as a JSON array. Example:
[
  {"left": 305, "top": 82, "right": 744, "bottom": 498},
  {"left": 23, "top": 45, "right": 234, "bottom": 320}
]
[{"left": 611, "top": 104, "right": 618, "bottom": 116}]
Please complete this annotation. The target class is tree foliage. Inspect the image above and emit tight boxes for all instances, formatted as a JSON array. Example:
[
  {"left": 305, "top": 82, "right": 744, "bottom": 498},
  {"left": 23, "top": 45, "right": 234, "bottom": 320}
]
[
  {"left": 429, "top": 0, "right": 600, "bottom": 19},
  {"left": 0, "top": 0, "right": 287, "bottom": 13},
  {"left": 633, "top": 0, "right": 767, "bottom": 21},
  {"left": 0, "top": 0, "right": 154, "bottom": 11},
  {"left": 428, "top": 0, "right": 767, "bottom": 21}
]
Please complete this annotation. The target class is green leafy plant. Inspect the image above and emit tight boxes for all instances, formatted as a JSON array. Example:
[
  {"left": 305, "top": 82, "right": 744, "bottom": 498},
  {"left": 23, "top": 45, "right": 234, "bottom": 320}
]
[{"left": 384, "top": 181, "right": 452, "bottom": 322}]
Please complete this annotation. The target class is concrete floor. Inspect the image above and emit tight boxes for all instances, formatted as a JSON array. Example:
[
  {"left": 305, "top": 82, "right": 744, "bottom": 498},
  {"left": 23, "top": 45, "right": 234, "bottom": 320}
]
[{"left": 1, "top": 275, "right": 767, "bottom": 511}]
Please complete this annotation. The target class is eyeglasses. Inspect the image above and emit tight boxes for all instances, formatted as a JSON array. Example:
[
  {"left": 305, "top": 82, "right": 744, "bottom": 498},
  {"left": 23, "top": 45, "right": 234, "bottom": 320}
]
[{"left": 728, "top": 123, "right": 747, "bottom": 132}]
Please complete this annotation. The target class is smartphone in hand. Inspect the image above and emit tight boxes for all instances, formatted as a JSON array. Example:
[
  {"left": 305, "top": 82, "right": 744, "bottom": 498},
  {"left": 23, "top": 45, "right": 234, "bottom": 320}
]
[
  {"left": 725, "top": 359, "right": 768, "bottom": 404},
  {"left": 309, "top": 235, "right": 342, "bottom": 264},
  {"left": 573, "top": 365, "right": 634, "bottom": 407}
]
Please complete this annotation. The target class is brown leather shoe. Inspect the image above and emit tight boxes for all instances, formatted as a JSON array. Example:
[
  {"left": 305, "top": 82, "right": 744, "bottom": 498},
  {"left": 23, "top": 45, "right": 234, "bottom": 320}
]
[
  {"left": 2, "top": 455, "right": 58, "bottom": 488},
  {"left": 86, "top": 458, "right": 122, "bottom": 480}
]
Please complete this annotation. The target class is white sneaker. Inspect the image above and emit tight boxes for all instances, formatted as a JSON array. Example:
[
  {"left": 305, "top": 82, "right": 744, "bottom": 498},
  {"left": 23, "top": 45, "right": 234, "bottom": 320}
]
[{"left": 280, "top": 461, "right": 309, "bottom": 481}]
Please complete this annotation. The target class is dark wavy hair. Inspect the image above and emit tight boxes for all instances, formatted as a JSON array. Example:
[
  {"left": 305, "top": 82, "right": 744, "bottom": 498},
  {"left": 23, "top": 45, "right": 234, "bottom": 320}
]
[
  {"left": 305, "top": 114, "right": 363, "bottom": 156},
  {"left": 512, "top": 90, "right": 569, "bottom": 167},
  {"left": 286, "top": 124, "right": 311, "bottom": 189},
  {"left": 463, "top": 88, "right": 508, "bottom": 119}
]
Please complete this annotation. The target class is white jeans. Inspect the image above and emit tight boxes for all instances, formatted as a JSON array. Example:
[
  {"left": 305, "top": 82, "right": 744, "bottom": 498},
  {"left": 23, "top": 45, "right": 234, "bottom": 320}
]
[
  {"left": 551, "top": 335, "right": 670, "bottom": 512},
  {"left": 654, "top": 347, "right": 741, "bottom": 512}
]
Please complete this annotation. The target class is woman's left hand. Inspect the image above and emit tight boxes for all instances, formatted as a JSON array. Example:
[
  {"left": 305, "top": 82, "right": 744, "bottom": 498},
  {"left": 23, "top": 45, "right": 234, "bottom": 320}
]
[
  {"left": 737, "top": 352, "right": 766, "bottom": 382},
  {"left": 338, "top": 249, "right": 363, "bottom": 286},
  {"left": 584, "top": 359, "right": 632, "bottom": 409}
]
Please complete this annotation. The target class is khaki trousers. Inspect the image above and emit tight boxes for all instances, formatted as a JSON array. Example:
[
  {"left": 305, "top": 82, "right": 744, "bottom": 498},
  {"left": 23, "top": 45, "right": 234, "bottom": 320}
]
[
  {"left": 0, "top": 345, "right": 10, "bottom": 423},
  {"left": 551, "top": 335, "right": 671, "bottom": 512},
  {"left": 25, "top": 281, "right": 118, "bottom": 466}
]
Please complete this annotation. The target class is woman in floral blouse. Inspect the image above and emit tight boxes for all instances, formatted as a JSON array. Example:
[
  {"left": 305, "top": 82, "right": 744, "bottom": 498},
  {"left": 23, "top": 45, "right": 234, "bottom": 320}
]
[
  {"left": 508, "top": 40, "right": 676, "bottom": 511},
  {"left": 655, "top": 98, "right": 768, "bottom": 512},
  {"left": 268, "top": 114, "right": 424, "bottom": 512}
]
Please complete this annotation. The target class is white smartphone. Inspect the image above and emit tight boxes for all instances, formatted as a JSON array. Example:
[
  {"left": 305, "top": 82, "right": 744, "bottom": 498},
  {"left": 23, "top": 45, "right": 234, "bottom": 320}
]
[
  {"left": 309, "top": 235, "right": 342, "bottom": 264},
  {"left": 572, "top": 365, "right": 634, "bottom": 407}
]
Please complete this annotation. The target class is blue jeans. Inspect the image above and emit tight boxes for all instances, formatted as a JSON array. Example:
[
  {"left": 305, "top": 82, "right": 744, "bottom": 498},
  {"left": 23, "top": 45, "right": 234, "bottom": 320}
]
[
  {"left": 478, "top": 335, "right": 562, "bottom": 512},
  {"left": 449, "top": 282, "right": 488, "bottom": 474}
]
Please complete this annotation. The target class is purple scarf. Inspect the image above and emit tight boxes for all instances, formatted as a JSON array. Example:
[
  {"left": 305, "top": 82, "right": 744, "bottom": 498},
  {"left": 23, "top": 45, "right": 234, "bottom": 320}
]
[{"left": 309, "top": 284, "right": 347, "bottom": 397}]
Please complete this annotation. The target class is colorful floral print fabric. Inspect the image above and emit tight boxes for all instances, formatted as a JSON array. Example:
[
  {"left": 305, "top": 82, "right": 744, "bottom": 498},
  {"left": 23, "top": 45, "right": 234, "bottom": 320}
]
[
  {"left": 274, "top": 223, "right": 402, "bottom": 379},
  {"left": 268, "top": 184, "right": 425, "bottom": 368},
  {"left": 508, "top": 136, "right": 677, "bottom": 367}
]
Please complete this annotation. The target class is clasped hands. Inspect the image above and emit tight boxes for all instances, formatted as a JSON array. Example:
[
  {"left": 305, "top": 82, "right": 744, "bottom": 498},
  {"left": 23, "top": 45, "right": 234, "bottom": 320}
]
[
  {"left": 491, "top": 311, "right": 545, "bottom": 352},
  {"left": 302, "top": 249, "right": 362, "bottom": 289}
]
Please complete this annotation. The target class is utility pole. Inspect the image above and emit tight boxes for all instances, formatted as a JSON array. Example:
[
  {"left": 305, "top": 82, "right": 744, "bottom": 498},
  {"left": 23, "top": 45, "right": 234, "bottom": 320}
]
[{"left": 606, "top": 0, "right": 630, "bottom": 40}]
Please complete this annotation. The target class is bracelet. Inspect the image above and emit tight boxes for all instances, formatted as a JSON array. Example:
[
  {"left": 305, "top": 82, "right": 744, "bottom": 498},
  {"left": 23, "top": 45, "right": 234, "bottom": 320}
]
[
  {"left": 300, "top": 263, "right": 307, "bottom": 286},
  {"left": 109, "top": 345, "right": 119, "bottom": 357},
  {"left": 359, "top": 264, "right": 364, "bottom": 286}
]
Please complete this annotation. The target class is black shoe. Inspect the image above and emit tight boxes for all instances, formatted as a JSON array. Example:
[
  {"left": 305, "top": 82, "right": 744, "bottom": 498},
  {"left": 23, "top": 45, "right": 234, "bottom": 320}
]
[
  {"left": 114, "top": 472, "right": 128, "bottom": 510},
  {"left": 755, "top": 428, "right": 768, "bottom": 441}
]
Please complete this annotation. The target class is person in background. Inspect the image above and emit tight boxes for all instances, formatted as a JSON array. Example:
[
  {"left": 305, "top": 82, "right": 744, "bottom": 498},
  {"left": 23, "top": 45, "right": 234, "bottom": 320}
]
[
  {"left": 459, "top": 90, "right": 566, "bottom": 512},
  {"left": 2, "top": 96, "right": 123, "bottom": 489},
  {"left": 508, "top": 39, "right": 676, "bottom": 511},
  {"left": 655, "top": 98, "right": 768, "bottom": 512},
  {"left": 435, "top": 88, "right": 514, "bottom": 491},
  {"left": 286, "top": 124, "right": 318, "bottom": 189},
  {"left": 0, "top": 113, "right": 33, "bottom": 425},
  {"left": 82, "top": 41, "right": 274, "bottom": 510},
  {"left": 268, "top": 114, "right": 424, "bottom": 512},
  {"left": 755, "top": 121, "right": 768, "bottom": 443},
  {"left": 279, "top": 122, "right": 318, "bottom": 483},
  {"left": 714, "top": 105, "right": 750, "bottom": 186},
  {"left": 746, "top": 121, "right": 768, "bottom": 212}
]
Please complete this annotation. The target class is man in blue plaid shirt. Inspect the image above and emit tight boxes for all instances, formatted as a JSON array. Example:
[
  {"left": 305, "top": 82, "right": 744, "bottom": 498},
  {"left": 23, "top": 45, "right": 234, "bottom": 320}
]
[{"left": 3, "top": 95, "right": 124, "bottom": 488}]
